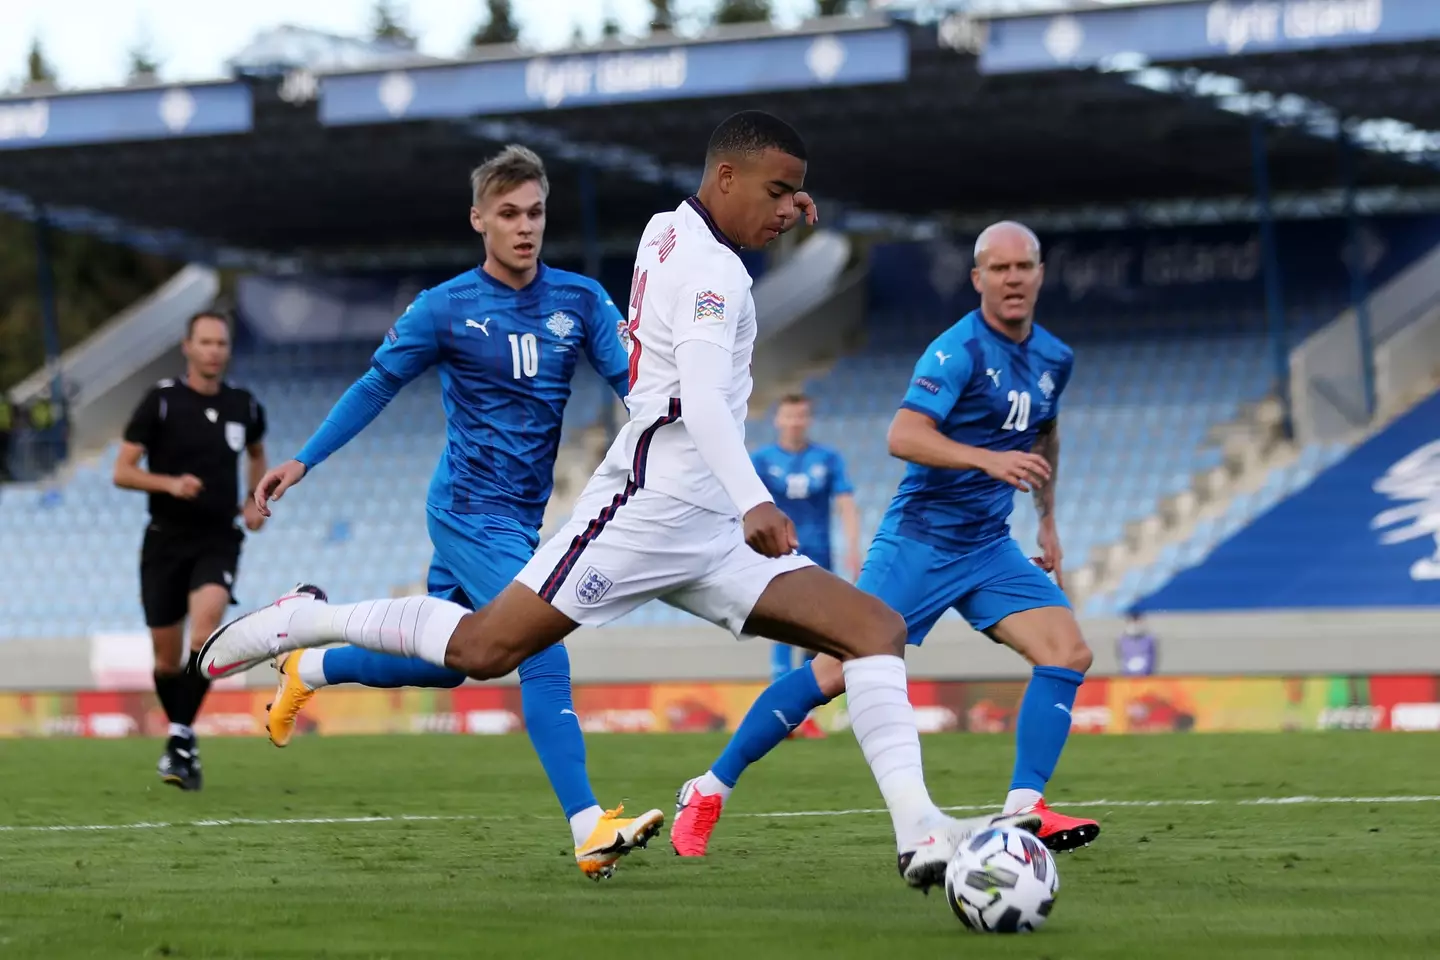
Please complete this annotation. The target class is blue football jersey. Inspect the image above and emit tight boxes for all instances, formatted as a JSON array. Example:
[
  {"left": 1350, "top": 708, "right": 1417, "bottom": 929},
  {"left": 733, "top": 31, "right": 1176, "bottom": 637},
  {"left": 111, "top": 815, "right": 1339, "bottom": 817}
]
[
  {"left": 752, "top": 443, "right": 853, "bottom": 567},
  {"left": 372, "top": 263, "right": 629, "bottom": 527},
  {"left": 882, "top": 309, "right": 1074, "bottom": 551}
]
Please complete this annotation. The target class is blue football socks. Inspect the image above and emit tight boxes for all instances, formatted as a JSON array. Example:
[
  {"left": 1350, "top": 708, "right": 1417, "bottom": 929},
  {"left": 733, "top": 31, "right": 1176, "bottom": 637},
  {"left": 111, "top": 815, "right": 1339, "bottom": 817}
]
[
  {"left": 321, "top": 646, "right": 465, "bottom": 688},
  {"left": 1010, "top": 665, "right": 1085, "bottom": 793},
  {"left": 712, "top": 660, "right": 831, "bottom": 788},
  {"left": 518, "top": 643, "right": 598, "bottom": 819}
]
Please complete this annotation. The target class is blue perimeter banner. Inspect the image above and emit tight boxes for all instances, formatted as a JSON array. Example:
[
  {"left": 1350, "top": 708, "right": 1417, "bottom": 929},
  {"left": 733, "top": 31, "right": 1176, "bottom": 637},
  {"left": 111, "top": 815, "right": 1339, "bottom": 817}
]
[
  {"left": 0, "top": 84, "right": 252, "bottom": 151},
  {"left": 320, "top": 27, "right": 908, "bottom": 125},
  {"left": 981, "top": 0, "right": 1440, "bottom": 74}
]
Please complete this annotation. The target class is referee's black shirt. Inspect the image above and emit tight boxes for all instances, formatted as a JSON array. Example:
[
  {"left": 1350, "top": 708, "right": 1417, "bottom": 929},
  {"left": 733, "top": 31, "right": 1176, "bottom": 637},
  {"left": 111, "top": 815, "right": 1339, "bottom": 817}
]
[{"left": 123, "top": 378, "right": 267, "bottom": 531}]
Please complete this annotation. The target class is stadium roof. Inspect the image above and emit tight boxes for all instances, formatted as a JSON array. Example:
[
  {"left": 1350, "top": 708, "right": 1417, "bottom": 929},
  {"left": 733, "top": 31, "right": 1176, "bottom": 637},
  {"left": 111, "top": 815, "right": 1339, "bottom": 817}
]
[{"left": 2, "top": 8, "right": 1439, "bottom": 270}]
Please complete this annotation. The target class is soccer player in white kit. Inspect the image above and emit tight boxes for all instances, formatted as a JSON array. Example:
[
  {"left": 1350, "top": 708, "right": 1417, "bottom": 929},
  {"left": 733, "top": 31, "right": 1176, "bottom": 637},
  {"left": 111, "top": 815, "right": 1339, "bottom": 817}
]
[{"left": 199, "top": 111, "right": 1039, "bottom": 890}]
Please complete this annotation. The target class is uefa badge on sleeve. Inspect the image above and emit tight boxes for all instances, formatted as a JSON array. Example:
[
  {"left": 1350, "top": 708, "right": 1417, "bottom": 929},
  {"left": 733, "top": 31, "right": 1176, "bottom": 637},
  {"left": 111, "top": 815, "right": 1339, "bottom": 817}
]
[{"left": 694, "top": 291, "right": 725, "bottom": 324}]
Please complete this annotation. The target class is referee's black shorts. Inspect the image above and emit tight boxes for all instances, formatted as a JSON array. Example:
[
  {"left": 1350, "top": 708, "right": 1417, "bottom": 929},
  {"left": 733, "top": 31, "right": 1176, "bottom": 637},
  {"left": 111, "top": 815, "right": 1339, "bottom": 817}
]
[{"left": 139, "top": 523, "right": 243, "bottom": 628}]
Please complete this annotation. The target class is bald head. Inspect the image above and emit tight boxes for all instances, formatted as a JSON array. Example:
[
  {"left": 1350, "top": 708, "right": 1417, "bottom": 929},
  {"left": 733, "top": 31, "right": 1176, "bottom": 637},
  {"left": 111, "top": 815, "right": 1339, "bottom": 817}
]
[
  {"left": 974, "top": 220, "right": 1041, "bottom": 266},
  {"left": 971, "top": 220, "right": 1044, "bottom": 333}
]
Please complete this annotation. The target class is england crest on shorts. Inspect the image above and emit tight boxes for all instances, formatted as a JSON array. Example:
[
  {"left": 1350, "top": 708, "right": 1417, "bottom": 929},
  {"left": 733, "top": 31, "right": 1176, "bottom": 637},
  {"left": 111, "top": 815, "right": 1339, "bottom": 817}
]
[
  {"left": 225, "top": 421, "right": 246, "bottom": 453},
  {"left": 575, "top": 566, "right": 614, "bottom": 606}
]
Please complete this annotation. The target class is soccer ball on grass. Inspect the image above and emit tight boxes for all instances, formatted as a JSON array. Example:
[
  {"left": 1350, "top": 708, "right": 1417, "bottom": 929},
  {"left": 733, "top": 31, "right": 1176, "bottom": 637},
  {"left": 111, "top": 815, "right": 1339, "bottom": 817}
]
[{"left": 943, "top": 826, "right": 1058, "bottom": 933}]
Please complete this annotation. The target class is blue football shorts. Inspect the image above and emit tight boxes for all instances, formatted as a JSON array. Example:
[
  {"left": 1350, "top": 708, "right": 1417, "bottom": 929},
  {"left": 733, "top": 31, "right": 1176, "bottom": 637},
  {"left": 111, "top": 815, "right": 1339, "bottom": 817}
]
[{"left": 857, "top": 529, "right": 1069, "bottom": 643}]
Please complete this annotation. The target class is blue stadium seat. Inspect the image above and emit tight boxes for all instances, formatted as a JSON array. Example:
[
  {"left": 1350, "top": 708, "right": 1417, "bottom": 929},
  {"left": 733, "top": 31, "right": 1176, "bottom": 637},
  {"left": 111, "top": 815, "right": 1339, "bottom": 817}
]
[{"left": 0, "top": 289, "right": 1354, "bottom": 636}]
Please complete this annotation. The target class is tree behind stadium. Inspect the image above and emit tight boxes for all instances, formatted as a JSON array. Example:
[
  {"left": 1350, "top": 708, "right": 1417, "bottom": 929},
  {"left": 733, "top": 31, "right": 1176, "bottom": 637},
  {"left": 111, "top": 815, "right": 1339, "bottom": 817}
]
[
  {"left": 371, "top": 0, "right": 418, "bottom": 46},
  {"left": 471, "top": 0, "right": 521, "bottom": 47},
  {"left": 712, "top": 0, "right": 772, "bottom": 25}
]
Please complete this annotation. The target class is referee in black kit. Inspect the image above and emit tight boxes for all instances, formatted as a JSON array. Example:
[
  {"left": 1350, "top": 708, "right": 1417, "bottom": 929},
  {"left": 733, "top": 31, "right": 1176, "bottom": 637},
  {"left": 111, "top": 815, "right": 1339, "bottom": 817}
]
[{"left": 113, "top": 310, "right": 268, "bottom": 790}]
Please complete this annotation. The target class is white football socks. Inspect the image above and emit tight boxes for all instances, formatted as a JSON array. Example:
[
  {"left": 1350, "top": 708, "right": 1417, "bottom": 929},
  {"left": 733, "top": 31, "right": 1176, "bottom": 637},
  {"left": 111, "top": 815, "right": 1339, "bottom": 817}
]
[
  {"left": 695, "top": 770, "right": 733, "bottom": 801},
  {"left": 843, "top": 655, "right": 944, "bottom": 848},
  {"left": 296, "top": 649, "right": 329, "bottom": 690},
  {"left": 1004, "top": 788, "right": 1043, "bottom": 815},
  {"left": 288, "top": 596, "right": 466, "bottom": 667},
  {"left": 570, "top": 805, "right": 605, "bottom": 847}
]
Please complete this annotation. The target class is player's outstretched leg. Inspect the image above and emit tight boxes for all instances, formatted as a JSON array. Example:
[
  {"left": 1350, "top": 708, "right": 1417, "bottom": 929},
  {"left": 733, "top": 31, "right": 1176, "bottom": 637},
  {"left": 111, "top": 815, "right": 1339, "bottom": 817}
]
[
  {"left": 198, "top": 582, "right": 664, "bottom": 880},
  {"left": 515, "top": 642, "right": 614, "bottom": 852},
  {"left": 735, "top": 567, "right": 1039, "bottom": 891},
  {"left": 986, "top": 606, "right": 1099, "bottom": 852}
]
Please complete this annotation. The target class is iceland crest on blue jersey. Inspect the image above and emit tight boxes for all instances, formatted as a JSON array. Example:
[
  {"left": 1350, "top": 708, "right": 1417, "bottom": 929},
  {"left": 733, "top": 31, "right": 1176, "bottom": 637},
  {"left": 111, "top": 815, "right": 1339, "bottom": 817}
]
[{"left": 546, "top": 311, "right": 575, "bottom": 339}]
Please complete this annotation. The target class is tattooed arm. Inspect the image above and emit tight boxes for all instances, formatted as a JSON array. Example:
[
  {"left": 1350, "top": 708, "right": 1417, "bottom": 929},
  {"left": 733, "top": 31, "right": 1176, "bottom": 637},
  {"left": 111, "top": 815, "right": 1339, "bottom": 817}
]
[
  {"left": 1032, "top": 419, "right": 1063, "bottom": 587},
  {"left": 1032, "top": 419, "right": 1059, "bottom": 523}
]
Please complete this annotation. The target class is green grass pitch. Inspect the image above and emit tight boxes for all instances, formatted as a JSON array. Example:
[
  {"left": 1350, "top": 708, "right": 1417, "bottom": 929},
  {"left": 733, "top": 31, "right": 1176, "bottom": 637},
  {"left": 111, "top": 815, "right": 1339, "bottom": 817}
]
[{"left": 3, "top": 732, "right": 1439, "bottom": 958}]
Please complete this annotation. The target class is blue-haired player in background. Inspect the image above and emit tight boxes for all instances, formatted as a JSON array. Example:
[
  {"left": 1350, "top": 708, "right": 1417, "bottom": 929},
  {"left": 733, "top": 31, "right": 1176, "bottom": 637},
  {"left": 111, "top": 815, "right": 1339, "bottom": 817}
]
[
  {"left": 250, "top": 145, "right": 664, "bottom": 879},
  {"left": 750, "top": 393, "right": 860, "bottom": 737},
  {"left": 672, "top": 221, "right": 1099, "bottom": 857}
]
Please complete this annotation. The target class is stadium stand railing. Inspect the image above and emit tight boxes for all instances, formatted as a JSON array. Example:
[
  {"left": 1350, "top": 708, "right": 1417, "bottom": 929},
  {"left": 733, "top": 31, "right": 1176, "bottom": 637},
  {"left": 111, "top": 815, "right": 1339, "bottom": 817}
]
[
  {"left": 1291, "top": 240, "right": 1440, "bottom": 445},
  {"left": 6, "top": 265, "right": 221, "bottom": 459},
  {"left": 1137, "top": 386, "right": 1440, "bottom": 612}
]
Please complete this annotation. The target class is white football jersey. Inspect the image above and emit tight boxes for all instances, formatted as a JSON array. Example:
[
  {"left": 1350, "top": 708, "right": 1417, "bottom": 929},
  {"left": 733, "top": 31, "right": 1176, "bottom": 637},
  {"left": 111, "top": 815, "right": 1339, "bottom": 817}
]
[{"left": 602, "top": 197, "right": 757, "bottom": 516}]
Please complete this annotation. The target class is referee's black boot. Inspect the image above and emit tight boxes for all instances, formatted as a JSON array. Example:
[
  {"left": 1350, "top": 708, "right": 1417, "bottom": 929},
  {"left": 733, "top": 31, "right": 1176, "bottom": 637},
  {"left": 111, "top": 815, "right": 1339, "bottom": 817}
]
[{"left": 157, "top": 735, "right": 203, "bottom": 792}]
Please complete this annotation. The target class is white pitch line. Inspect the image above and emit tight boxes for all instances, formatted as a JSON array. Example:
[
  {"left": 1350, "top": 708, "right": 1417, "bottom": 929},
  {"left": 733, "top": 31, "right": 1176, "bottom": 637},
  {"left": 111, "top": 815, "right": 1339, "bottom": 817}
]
[
  {"left": 732, "top": 795, "right": 1440, "bottom": 819},
  {"left": 2, "top": 795, "right": 1438, "bottom": 835},
  {"left": 0, "top": 814, "right": 480, "bottom": 834}
]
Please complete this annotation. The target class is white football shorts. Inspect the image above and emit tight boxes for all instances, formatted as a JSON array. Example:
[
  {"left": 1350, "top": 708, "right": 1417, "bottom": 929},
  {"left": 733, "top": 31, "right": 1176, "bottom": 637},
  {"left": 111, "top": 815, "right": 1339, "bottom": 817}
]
[{"left": 515, "top": 478, "right": 813, "bottom": 636}]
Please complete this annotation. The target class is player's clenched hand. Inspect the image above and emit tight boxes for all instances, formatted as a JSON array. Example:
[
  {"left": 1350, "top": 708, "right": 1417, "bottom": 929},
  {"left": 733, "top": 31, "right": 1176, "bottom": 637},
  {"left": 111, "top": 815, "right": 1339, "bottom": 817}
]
[
  {"left": 170, "top": 474, "right": 204, "bottom": 500},
  {"left": 743, "top": 502, "right": 799, "bottom": 558},
  {"left": 255, "top": 459, "right": 308, "bottom": 517},
  {"left": 980, "top": 450, "right": 1051, "bottom": 493}
]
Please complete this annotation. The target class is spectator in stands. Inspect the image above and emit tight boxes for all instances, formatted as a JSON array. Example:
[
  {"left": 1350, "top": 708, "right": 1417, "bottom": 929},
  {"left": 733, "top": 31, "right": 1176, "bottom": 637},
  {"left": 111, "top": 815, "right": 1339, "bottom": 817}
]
[
  {"left": 113, "top": 310, "right": 268, "bottom": 792},
  {"left": 1117, "top": 610, "right": 1158, "bottom": 676},
  {"left": 0, "top": 394, "right": 12, "bottom": 481}
]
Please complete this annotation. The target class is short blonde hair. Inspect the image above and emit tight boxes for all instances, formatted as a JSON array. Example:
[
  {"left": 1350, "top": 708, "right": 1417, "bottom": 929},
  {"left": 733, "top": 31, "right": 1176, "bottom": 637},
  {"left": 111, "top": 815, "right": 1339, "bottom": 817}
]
[{"left": 470, "top": 144, "right": 549, "bottom": 206}]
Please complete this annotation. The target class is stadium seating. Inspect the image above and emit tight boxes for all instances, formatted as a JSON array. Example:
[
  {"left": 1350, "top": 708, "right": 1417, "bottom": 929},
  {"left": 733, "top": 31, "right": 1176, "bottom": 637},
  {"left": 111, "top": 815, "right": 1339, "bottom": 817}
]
[
  {"left": 0, "top": 284, "right": 1349, "bottom": 639},
  {"left": 0, "top": 342, "right": 613, "bottom": 640},
  {"left": 1125, "top": 388, "right": 1440, "bottom": 612},
  {"left": 611, "top": 294, "right": 1344, "bottom": 627},
  {"left": 1083, "top": 440, "right": 1354, "bottom": 616}
]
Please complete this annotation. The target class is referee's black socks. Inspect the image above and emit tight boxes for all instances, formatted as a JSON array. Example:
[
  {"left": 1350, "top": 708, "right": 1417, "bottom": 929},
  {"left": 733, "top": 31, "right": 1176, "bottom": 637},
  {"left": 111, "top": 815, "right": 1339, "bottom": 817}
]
[
  {"left": 153, "top": 669, "right": 190, "bottom": 730},
  {"left": 153, "top": 655, "right": 212, "bottom": 735},
  {"left": 178, "top": 652, "right": 213, "bottom": 728}
]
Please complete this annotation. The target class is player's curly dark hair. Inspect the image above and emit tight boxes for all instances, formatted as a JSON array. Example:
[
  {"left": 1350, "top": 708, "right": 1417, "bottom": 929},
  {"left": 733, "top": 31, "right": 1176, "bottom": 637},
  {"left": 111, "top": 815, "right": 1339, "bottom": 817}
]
[{"left": 706, "top": 111, "right": 808, "bottom": 164}]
